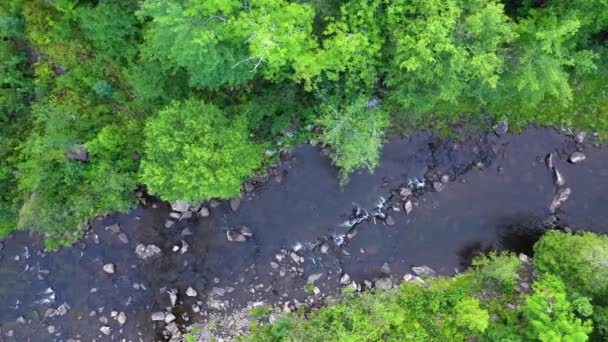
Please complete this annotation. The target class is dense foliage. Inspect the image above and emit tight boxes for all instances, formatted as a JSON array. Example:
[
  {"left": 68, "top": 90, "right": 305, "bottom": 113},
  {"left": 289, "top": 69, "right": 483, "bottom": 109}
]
[
  {"left": 2, "top": 0, "right": 608, "bottom": 246},
  {"left": 245, "top": 231, "right": 608, "bottom": 341}
]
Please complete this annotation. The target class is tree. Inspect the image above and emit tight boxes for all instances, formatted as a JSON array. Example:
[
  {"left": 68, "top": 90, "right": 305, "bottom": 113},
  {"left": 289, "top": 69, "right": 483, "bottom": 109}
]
[
  {"left": 141, "top": 99, "right": 263, "bottom": 201},
  {"left": 492, "top": 9, "right": 597, "bottom": 111},
  {"left": 138, "top": 0, "right": 317, "bottom": 89},
  {"left": 317, "top": 98, "right": 389, "bottom": 183},
  {"left": 534, "top": 231, "right": 608, "bottom": 300},
  {"left": 454, "top": 298, "right": 490, "bottom": 334},
  {"left": 385, "top": 0, "right": 516, "bottom": 114},
  {"left": 522, "top": 274, "right": 593, "bottom": 341}
]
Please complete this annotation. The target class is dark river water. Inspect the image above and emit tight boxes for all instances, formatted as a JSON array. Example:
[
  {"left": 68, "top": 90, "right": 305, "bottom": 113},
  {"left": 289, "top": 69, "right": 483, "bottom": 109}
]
[{"left": 1, "top": 127, "right": 607, "bottom": 341}]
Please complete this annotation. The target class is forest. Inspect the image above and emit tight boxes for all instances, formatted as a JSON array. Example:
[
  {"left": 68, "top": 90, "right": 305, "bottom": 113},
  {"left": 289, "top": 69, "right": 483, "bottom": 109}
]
[{"left": 1, "top": 0, "right": 608, "bottom": 248}]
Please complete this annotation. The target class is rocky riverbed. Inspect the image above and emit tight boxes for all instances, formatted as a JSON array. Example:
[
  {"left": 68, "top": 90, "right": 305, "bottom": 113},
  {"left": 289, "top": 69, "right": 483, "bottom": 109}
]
[{"left": 1, "top": 127, "right": 608, "bottom": 341}]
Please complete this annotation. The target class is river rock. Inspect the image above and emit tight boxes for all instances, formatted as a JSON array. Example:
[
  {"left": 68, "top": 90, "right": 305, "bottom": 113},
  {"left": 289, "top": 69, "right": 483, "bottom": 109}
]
[
  {"left": 493, "top": 119, "right": 509, "bottom": 136},
  {"left": 307, "top": 273, "right": 323, "bottom": 284},
  {"left": 244, "top": 182, "right": 255, "bottom": 193},
  {"left": 403, "top": 274, "right": 414, "bottom": 282},
  {"left": 374, "top": 278, "right": 393, "bottom": 290},
  {"left": 545, "top": 153, "right": 554, "bottom": 169},
  {"left": 291, "top": 252, "right": 304, "bottom": 264},
  {"left": 554, "top": 168, "right": 566, "bottom": 187},
  {"left": 549, "top": 187, "right": 572, "bottom": 213},
  {"left": 226, "top": 230, "right": 246, "bottom": 242},
  {"left": 135, "top": 244, "right": 162, "bottom": 259},
  {"left": 432, "top": 182, "right": 444, "bottom": 192},
  {"left": 575, "top": 131, "right": 587, "bottom": 144},
  {"left": 385, "top": 216, "right": 395, "bottom": 226},
  {"left": 102, "top": 263, "right": 115, "bottom": 274},
  {"left": 569, "top": 151, "right": 586, "bottom": 164},
  {"left": 168, "top": 289, "right": 178, "bottom": 307},
  {"left": 151, "top": 312, "right": 165, "bottom": 321},
  {"left": 320, "top": 242, "right": 330, "bottom": 254},
  {"left": 164, "top": 219, "right": 175, "bottom": 229},
  {"left": 239, "top": 226, "right": 253, "bottom": 237},
  {"left": 404, "top": 200, "right": 413, "bottom": 215},
  {"left": 164, "top": 313, "right": 176, "bottom": 323},
  {"left": 48, "top": 325, "right": 56, "bottom": 334},
  {"left": 198, "top": 206, "right": 210, "bottom": 217},
  {"left": 440, "top": 174, "right": 450, "bottom": 183},
  {"left": 230, "top": 198, "right": 241, "bottom": 211},
  {"left": 99, "top": 326, "right": 111, "bottom": 335},
  {"left": 171, "top": 200, "right": 189, "bottom": 213},
  {"left": 411, "top": 265, "right": 437, "bottom": 278},
  {"left": 400, "top": 187, "right": 413, "bottom": 198},
  {"left": 186, "top": 286, "right": 197, "bottom": 297},
  {"left": 339, "top": 273, "right": 351, "bottom": 285},
  {"left": 66, "top": 144, "right": 88, "bottom": 161},
  {"left": 117, "top": 312, "right": 127, "bottom": 325}
]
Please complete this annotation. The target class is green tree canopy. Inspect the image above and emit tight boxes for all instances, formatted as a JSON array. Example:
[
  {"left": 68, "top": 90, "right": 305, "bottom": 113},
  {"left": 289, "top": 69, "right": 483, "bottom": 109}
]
[
  {"left": 385, "top": 0, "right": 516, "bottom": 114},
  {"left": 141, "top": 99, "right": 263, "bottom": 201}
]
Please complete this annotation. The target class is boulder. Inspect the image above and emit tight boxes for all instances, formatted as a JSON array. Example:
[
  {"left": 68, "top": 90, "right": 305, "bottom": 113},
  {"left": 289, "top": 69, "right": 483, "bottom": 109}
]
[
  {"left": 151, "top": 312, "right": 165, "bottom": 321},
  {"left": 99, "top": 326, "right": 111, "bottom": 335},
  {"left": 226, "top": 230, "right": 246, "bottom": 242},
  {"left": 116, "top": 312, "right": 127, "bottom": 325},
  {"left": 230, "top": 198, "right": 241, "bottom": 212},
  {"left": 198, "top": 206, "right": 210, "bottom": 217},
  {"left": 102, "top": 264, "right": 115, "bottom": 274},
  {"left": 171, "top": 201, "right": 189, "bottom": 213},
  {"left": 432, "top": 182, "right": 445, "bottom": 192},
  {"left": 239, "top": 226, "right": 253, "bottom": 237},
  {"left": 66, "top": 144, "right": 88, "bottom": 162},
  {"left": 493, "top": 119, "right": 509, "bottom": 136},
  {"left": 339, "top": 273, "right": 351, "bottom": 285},
  {"left": 549, "top": 187, "right": 572, "bottom": 213},
  {"left": 374, "top": 278, "right": 393, "bottom": 290},
  {"left": 554, "top": 168, "right": 566, "bottom": 187},
  {"left": 135, "top": 244, "right": 162, "bottom": 259},
  {"left": 569, "top": 151, "right": 586, "bottom": 164},
  {"left": 164, "top": 313, "right": 176, "bottom": 323},
  {"left": 411, "top": 265, "right": 437, "bottom": 278},
  {"left": 545, "top": 153, "right": 554, "bottom": 169},
  {"left": 186, "top": 287, "right": 197, "bottom": 297},
  {"left": 575, "top": 131, "right": 587, "bottom": 144},
  {"left": 404, "top": 200, "right": 413, "bottom": 215}
]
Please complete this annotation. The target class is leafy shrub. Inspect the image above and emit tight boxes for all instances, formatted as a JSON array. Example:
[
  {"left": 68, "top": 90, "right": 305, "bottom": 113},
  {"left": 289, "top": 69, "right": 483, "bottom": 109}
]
[{"left": 472, "top": 251, "right": 521, "bottom": 292}]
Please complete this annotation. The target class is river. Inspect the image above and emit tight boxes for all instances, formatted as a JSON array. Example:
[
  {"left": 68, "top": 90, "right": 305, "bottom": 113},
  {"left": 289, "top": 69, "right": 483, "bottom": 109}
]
[{"left": 1, "top": 127, "right": 607, "bottom": 341}]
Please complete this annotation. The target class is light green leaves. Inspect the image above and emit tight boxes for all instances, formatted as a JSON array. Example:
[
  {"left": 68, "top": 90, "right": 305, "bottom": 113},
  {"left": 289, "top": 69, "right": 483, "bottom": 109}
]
[{"left": 141, "top": 99, "right": 263, "bottom": 201}]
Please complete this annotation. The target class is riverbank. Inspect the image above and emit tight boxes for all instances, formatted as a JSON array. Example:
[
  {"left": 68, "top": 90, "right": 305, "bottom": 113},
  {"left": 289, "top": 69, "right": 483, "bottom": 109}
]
[{"left": 1, "top": 127, "right": 607, "bottom": 341}]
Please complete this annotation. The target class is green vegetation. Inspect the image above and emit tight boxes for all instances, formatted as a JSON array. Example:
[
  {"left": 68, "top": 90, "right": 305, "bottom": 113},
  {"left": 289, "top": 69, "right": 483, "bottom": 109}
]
[
  {"left": 2, "top": 1, "right": 608, "bottom": 245},
  {"left": 245, "top": 231, "right": 608, "bottom": 341}
]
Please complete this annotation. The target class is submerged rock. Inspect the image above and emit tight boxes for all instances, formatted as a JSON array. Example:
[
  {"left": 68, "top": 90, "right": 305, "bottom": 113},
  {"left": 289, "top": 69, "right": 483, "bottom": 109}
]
[
  {"left": 569, "top": 151, "right": 586, "bottom": 164},
  {"left": 432, "top": 182, "right": 445, "bottom": 192},
  {"left": 549, "top": 187, "right": 572, "bottom": 213}
]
